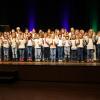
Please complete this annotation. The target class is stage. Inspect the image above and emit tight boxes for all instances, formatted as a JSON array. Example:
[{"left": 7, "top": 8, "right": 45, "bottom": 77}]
[
  {"left": 0, "top": 81, "right": 100, "bottom": 100},
  {"left": 0, "top": 62, "right": 100, "bottom": 83},
  {"left": 0, "top": 62, "right": 100, "bottom": 100}
]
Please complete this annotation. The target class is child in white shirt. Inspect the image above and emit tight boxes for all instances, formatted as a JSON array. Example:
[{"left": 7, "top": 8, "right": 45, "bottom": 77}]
[
  {"left": 3, "top": 35, "right": 10, "bottom": 61},
  {"left": 86, "top": 33, "right": 94, "bottom": 62},
  {"left": 63, "top": 35, "right": 71, "bottom": 62},
  {"left": 57, "top": 34, "right": 64, "bottom": 61},
  {"left": 42, "top": 33, "right": 50, "bottom": 61},
  {"left": 70, "top": 35, "right": 77, "bottom": 62},
  {"left": 11, "top": 32, "right": 18, "bottom": 61},
  {"left": 33, "top": 34, "right": 42, "bottom": 61},
  {"left": 49, "top": 35, "right": 57, "bottom": 62},
  {"left": 26, "top": 32, "right": 33, "bottom": 61},
  {"left": 77, "top": 34, "right": 84, "bottom": 62},
  {"left": 18, "top": 35, "right": 26, "bottom": 61}
]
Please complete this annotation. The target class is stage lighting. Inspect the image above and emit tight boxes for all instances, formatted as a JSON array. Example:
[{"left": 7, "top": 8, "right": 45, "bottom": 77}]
[
  {"left": 29, "top": 16, "right": 35, "bottom": 31},
  {"left": 61, "top": 10, "right": 69, "bottom": 31}
]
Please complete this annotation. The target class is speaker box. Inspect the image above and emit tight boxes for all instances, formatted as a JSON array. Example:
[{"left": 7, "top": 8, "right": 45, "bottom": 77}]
[
  {"left": 0, "top": 70, "right": 18, "bottom": 83},
  {"left": 0, "top": 25, "right": 10, "bottom": 32}
]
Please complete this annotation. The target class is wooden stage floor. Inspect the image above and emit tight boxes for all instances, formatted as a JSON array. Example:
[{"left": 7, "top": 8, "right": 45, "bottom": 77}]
[
  {"left": 0, "top": 81, "right": 100, "bottom": 100},
  {"left": 0, "top": 61, "right": 99, "bottom": 66}
]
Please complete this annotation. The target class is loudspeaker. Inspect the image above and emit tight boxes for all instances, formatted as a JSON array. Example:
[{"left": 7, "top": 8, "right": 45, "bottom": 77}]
[
  {"left": 0, "top": 70, "right": 18, "bottom": 83},
  {"left": 0, "top": 25, "right": 10, "bottom": 32}
]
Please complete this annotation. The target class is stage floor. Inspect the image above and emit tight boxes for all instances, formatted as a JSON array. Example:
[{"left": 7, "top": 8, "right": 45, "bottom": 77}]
[
  {"left": 0, "top": 61, "right": 99, "bottom": 66},
  {"left": 0, "top": 81, "right": 100, "bottom": 100}
]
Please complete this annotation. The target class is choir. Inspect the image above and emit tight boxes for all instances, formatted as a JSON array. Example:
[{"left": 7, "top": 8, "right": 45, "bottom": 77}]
[{"left": 0, "top": 27, "right": 99, "bottom": 63}]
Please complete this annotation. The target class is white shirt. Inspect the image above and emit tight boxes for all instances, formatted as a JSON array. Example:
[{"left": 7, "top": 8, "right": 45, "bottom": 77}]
[
  {"left": 43, "top": 38, "right": 49, "bottom": 47},
  {"left": 11, "top": 38, "right": 18, "bottom": 48},
  {"left": 27, "top": 39, "right": 33, "bottom": 46},
  {"left": 49, "top": 38, "right": 56, "bottom": 48},
  {"left": 70, "top": 40, "right": 77, "bottom": 50},
  {"left": 34, "top": 38, "right": 42, "bottom": 48},
  {"left": 77, "top": 39, "right": 84, "bottom": 48},
  {"left": 87, "top": 38, "right": 94, "bottom": 49},
  {"left": 19, "top": 39, "right": 26, "bottom": 49},
  {"left": 97, "top": 36, "right": 100, "bottom": 44},
  {"left": 64, "top": 40, "right": 71, "bottom": 47},
  {"left": 57, "top": 39, "right": 64, "bottom": 47},
  {"left": 3, "top": 39, "right": 9, "bottom": 48}
]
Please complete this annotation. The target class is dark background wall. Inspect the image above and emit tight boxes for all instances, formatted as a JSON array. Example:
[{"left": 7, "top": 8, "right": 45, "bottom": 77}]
[{"left": 0, "top": 0, "right": 99, "bottom": 31}]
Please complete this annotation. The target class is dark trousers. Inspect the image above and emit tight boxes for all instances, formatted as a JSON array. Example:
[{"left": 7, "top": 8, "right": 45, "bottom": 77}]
[
  {"left": 77, "top": 48, "right": 83, "bottom": 61},
  {"left": 87, "top": 49, "right": 94, "bottom": 60},
  {"left": 71, "top": 50, "right": 77, "bottom": 61},
  {"left": 43, "top": 47, "right": 50, "bottom": 60},
  {"left": 97, "top": 44, "right": 100, "bottom": 60}
]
